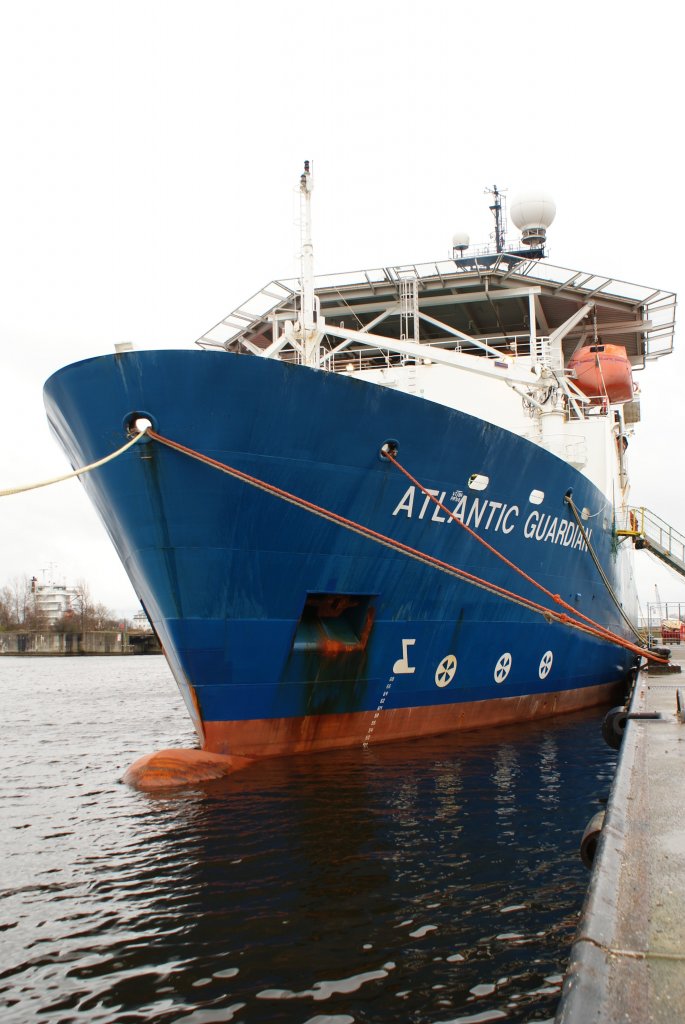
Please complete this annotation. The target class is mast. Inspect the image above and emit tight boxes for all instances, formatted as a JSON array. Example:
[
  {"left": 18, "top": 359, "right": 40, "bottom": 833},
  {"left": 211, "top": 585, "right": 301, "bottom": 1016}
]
[
  {"left": 299, "top": 161, "right": 323, "bottom": 367},
  {"left": 485, "top": 185, "right": 506, "bottom": 253}
]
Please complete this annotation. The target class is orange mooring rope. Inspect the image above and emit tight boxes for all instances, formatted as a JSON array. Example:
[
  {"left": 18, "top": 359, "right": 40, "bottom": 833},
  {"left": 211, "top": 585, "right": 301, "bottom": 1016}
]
[
  {"left": 381, "top": 449, "right": 655, "bottom": 656},
  {"left": 145, "top": 429, "right": 664, "bottom": 663}
]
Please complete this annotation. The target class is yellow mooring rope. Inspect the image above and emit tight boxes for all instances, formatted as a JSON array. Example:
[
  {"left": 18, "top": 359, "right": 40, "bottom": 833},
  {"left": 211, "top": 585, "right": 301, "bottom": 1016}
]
[{"left": 0, "top": 429, "right": 148, "bottom": 497}]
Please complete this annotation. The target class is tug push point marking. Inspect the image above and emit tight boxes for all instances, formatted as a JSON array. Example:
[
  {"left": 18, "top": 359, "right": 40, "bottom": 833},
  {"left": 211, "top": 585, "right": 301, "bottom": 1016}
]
[
  {"left": 494, "top": 652, "right": 513, "bottom": 684},
  {"left": 435, "top": 654, "right": 458, "bottom": 688},
  {"left": 539, "top": 650, "right": 554, "bottom": 679}
]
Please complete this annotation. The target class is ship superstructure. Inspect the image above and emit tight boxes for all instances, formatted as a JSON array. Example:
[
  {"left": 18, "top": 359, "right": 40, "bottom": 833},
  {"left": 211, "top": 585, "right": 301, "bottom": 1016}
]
[{"left": 196, "top": 173, "right": 674, "bottom": 509}]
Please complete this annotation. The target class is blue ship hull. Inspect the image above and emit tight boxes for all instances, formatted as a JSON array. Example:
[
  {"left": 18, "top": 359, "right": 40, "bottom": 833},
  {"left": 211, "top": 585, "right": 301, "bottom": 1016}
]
[{"left": 44, "top": 350, "right": 636, "bottom": 755}]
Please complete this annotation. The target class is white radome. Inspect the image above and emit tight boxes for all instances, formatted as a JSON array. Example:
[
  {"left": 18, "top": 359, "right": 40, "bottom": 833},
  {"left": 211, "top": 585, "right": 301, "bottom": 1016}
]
[
  {"left": 510, "top": 191, "right": 556, "bottom": 231},
  {"left": 452, "top": 230, "right": 470, "bottom": 251}
]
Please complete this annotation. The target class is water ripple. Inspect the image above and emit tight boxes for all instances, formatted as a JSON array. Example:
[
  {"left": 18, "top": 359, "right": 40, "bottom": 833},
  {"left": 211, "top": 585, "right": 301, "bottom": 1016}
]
[{"left": 0, "top": 656, "right": 615, "bottom": 1022}]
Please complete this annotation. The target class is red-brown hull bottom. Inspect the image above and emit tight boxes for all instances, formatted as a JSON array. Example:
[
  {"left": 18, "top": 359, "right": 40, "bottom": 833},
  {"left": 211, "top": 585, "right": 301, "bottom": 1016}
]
[
  {"left": 123, "top": 747, "right": 253, "bottom": 791},
  {"left": 202, "top": 682, "right": 624, "bottom": 758}
]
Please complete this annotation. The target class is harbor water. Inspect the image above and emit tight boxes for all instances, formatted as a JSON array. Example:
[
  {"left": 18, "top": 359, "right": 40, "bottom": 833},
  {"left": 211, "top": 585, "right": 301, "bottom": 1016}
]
[{"left": 0, "top": 656, "right": 618, "bottom": 1024}]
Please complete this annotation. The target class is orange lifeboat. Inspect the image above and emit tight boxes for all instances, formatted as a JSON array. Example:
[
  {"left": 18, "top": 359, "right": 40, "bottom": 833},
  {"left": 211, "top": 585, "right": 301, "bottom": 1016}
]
[{"left": 567, "top": 344, "right": 634, "bottom": 404}]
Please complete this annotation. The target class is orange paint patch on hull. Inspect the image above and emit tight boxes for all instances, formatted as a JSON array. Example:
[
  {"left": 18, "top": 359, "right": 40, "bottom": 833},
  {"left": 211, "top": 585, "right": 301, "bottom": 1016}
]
[
  {"left": 122, "top": 748, "right": 253, "bottom": 791},
  {"left": 203, "top": 682, "right": 624, "bottom": 758}
]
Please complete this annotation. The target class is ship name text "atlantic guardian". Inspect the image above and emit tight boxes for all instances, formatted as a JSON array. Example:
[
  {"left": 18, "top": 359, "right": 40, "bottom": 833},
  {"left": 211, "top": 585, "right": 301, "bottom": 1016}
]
[{"left": 391, "top": 486, "right": 592, "bottom": 551}]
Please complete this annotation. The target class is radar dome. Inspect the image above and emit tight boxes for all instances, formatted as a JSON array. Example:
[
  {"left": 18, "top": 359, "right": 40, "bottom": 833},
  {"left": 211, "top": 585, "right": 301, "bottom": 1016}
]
[
  {"left": 510, "top": 191, "right": 556, "bottom": 247},
  {"left": 452, "top": 230, "right": 470, "bottom": 254}
]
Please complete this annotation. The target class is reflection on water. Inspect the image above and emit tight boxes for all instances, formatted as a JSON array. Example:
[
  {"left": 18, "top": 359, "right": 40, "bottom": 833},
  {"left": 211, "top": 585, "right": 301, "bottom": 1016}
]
[{"left": 0, "top": 657, "right": 617, "bottom": 1023}]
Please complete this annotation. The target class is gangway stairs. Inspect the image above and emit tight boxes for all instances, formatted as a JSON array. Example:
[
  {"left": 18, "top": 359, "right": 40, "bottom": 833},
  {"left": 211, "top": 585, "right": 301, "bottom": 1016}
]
[{"left": 617, "top": 507, "right": 685, "bottom": 578}]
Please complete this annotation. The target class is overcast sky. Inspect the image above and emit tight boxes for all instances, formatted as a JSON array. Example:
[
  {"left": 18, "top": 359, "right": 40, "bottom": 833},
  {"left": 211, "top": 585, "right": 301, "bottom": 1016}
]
[{"left": 1, "top": 0, "right": 683, "bottom": 618}]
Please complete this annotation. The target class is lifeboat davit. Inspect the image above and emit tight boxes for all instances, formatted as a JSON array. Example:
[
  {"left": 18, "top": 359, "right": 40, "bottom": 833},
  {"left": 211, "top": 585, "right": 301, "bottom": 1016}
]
[{"left": 567, "top": 344, "right": 634, "bottom": 404}]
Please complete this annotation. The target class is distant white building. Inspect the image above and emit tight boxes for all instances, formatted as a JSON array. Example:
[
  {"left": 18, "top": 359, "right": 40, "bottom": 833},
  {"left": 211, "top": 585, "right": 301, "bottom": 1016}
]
[
  {"left": 131, "top": 608, "right": 153, "bottom": 633},
  {"left": 31, "top": 576, "right": 80, "bottom": 625}
]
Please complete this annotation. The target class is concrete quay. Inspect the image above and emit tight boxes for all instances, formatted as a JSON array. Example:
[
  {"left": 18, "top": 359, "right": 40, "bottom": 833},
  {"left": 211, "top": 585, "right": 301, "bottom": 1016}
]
[
  {"left": 0, "top": 629, "right": 161, "bottom": 655},
  {"left": 557, "top": 645, "right": 685, "bottom": 1023}
]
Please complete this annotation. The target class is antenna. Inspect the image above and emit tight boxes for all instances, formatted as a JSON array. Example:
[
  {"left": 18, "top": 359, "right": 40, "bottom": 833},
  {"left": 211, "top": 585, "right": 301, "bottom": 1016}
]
[
  {"left": 298, "top": 160, "right": 322, "bottom": 366},
  {"left": 299, "top": 160, "right": 314, "bottom": 331},
  {"left": 485, "top": 185, "right": 506, "bottom": 253}
]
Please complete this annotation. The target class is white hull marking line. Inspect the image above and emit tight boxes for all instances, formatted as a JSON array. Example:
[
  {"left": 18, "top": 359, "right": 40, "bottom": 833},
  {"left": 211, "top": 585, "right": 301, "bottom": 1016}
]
[{"left": 363, "top": 676, "right": 395, "bottom": 749}]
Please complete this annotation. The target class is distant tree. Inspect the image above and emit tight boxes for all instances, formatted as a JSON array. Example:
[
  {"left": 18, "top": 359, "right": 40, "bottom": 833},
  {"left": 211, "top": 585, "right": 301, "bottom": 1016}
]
[
  {"left": 72, "top": 579, "right": 92, "bottom": 631},
  {"left": 0, "top": 576, "right": 47, "bottom": 629},
  {"left": 91, "top": 602, "right": 118, "bottom": 631},
  {"left": 1, "top": 573, "right": 116, "bottom": 633},
  {"left": 71, "top": 581, "right": 116, "bottom": 631},
  {"left": 7, "top": 575, "right": 31, "bottom": 626},
  {"left": 52, "top": 610, "right": 79, "bottom": 633},
  {"left": 0, "top": 585, "right": 14, "bottom": 629},
  {"left": 22, "top": 604, "right": 50, "bottom": 632}
]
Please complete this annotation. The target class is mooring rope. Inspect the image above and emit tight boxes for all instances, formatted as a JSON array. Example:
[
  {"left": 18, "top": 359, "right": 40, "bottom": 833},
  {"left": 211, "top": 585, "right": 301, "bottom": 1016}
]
[
  {"left": 147, "top": 428, "right": 664, "bottom": 663},
  {"left": 382, "top": 448, "right": 661, "bottom": 662},
  {"left": 3, "top": 416, "right": 659, "bottom": 664},
  {"left": 382, "top": 449, "right": 636, "bottom": 645},
  {"left": 565, "top": 493, "right": 645, "bottom": 645},
  {"left": 0, "top": 429, "right": 148, "bottom": 497}
]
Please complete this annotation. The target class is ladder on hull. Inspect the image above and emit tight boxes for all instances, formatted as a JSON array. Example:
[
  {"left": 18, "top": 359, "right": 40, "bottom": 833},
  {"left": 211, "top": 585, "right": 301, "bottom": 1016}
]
[{"left": 617, "top": 508, "right": 685, "bottom": 578}]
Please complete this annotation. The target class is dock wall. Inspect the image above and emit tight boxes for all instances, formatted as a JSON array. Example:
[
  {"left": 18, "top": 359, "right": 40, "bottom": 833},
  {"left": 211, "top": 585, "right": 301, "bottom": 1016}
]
[
  {"left": 0, "top": 630, "right": 162, "bottom": 655},
  {"left": 557, "top": 648, "right": 685, "bottom": 1022}
]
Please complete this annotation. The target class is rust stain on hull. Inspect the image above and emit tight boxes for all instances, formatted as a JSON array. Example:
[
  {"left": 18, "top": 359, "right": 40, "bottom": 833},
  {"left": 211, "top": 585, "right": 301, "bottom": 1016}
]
[{"left": 202, "top": 681, "right": 624, "bottom": 758}]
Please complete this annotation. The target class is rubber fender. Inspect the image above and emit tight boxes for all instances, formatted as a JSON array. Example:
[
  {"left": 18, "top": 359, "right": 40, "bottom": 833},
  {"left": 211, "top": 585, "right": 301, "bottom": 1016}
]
[
  {"left": 602, "top": 705, "right": 628, "bottom": 750},
  {"left": 580, "top": 810, "right": 605, "bottom": 869}
]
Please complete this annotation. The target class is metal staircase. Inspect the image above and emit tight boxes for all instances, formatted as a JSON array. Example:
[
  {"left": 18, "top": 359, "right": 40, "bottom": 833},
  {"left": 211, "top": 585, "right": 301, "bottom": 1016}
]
[{"left": 617, "top": 508, "right": 685, "bottom": 578}]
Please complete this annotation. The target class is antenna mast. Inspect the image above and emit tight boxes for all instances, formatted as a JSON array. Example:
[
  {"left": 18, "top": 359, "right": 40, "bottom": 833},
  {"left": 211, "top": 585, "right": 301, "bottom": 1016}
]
[
  {"left": 485, "top": 185, "right": 506, "bottom": 253},
  {"left": 298, "top": 160, "right": 323, "bottom": 367}
]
